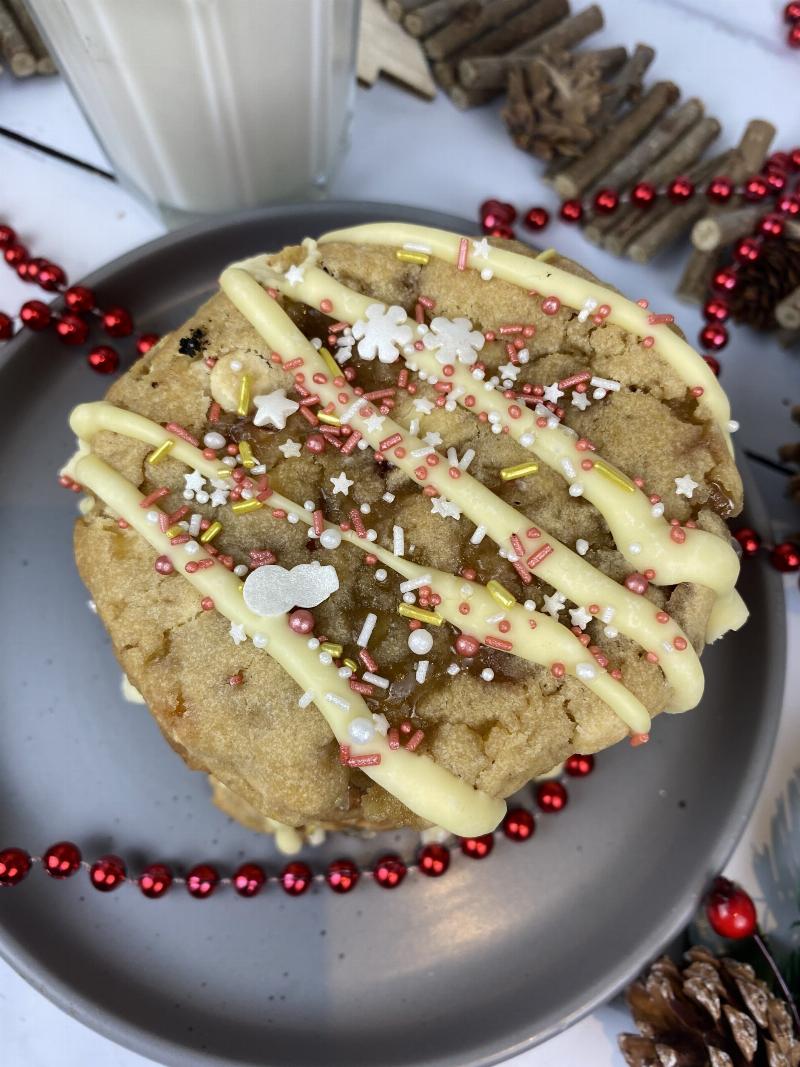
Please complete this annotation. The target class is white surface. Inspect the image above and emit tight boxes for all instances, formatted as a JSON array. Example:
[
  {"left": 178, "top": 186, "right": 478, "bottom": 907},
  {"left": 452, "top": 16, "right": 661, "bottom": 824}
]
[{"left": 0, "top": 1, "right": 798, "bottom": 1064}]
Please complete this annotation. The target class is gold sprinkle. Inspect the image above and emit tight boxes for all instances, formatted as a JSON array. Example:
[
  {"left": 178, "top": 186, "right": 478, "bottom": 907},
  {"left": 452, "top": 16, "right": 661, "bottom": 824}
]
[
  {"left": 237, "top": 374, "right": 251, "bottom": 416},
  {"left": 199, "top": 521, "right": 222, "bottom": 543},
  {"left": 396, "top": 249, "right": 430, "bottom": 265},
  {"left": 487, "top": 580, "right": 516, "bottom": 609},
  {"left": 317, "top": 411, "right": 341, "bottom": 427},
  {"left": 343, "top": 658, "right": 358, "bottom": 671},
  {"left": 146, "top": 440, "right": 174, "bottom": 466},
  {"left": 500, "top": 461, "right": 539, "bottom": 481},
  {"left": 321, "top": 642, "right": 343, "bottom": 657},
  {"left": 165, "top": 524, "right": 184, "bottom": 539},
  {"left": 593, "top": 459, "right": 636, "bottom": 493},
  {"left": 232, "top": 499, "right": 264, "bottom": 514},
  {"left": 398, "top": 604, "right": 444, "bottom": 626},
  {"left": 238, "top": 440, "right": 255, "bottom": 468},
  {"left": 217, "top": 468, "right": 234, "bottom": 478},
  {"left": 319, "top": 347, "right": 340, "bottom": 377},
  {"left": 536, "top": 248, "right": 557, "bottom": 262}
]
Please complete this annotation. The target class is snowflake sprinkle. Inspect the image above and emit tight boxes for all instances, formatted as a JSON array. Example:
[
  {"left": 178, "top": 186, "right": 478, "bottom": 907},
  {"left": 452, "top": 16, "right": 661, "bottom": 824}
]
[
  {"left": 423, "top": 316, "right": 485, "bottom": 366},
  {"left": 351, "top": 304, "right": 412, "bottom": 364}
]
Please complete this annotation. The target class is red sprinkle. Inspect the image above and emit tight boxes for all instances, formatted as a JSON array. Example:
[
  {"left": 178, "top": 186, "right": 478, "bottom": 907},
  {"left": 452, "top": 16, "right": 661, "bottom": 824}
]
[
  {"left": 380, "top": 432, "right": 402, "bottom": 451},
  {"left": 312, "top": 509, "right": 324, "bottom": 536},
  {"left": 559, "top": 371, "right": 591, "bottom": 389},
  {"left": 388, "top": 729, "right": 400, "bottom": 750},
  {"left": 164, "top": 422, "right": 199, "bottom": 447},
  {"left": 405, "top": 730, "right": 425, "bottom": 752},
  {"left": 201, "top": 597, "right": 214, "bottom": 611},
  {"left": 349, "top": 679, "right": 374, "bottom": 696},
  {"left": 457, "top": 237, "right": 469, "bottom": 271},
  {"left": 347, "top": 754, "right": 381, "bottom": 768},
  {"left": 341, "top": 431, "right": 362, "bottom": 455},
  {"left": 359, "top": 648, "right": 378, "bottom": 672},
  {"left": 349, "top": 510, "right": 367, "bottom": 538},
  {"left": 139, "top": 487, "right": 169, "bottom": 508},
  {"left": 526, "top": 544, "right": 554, "bottom": 569},
  {"left": 485, "top": 636, "right": 512, "bottom": 652}
]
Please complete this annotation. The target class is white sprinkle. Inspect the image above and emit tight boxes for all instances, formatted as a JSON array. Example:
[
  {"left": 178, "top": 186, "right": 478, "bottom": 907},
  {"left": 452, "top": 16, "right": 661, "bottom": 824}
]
[
  {"left": 402, "top": 592, "right": 416, "bottom": 604},
  {"left": 629, "top": 542, "right": 642, "bottom": 555},
  {"left": 590, "top": 376, "right": 621, "bottom": 392},
  {"left": 576, "top": 662, "right": 597, "bottom": 681},
  {"left": 604, "top": 626, "right": 619, "bottom": 639},
  {"left": 318, "top": 651, "right": 333, "bottom": 666},
  {"left": 409, "top": 629, "right": 434, "bottom": 655},
  {"left": 600, "top": 606, "right": 615, "bottom": 624},
  {"left": 486, "top": 612, "right": 506, "bottom": 625},
  {"left": 651, "top": 502, "right": 665, "bottom": 518},
  {"left": 382, "top": 492, "right": 395, "bottom": 504},
  {"left": 360, "top": 502, "right": 371, "bottom": 514},
  {"left": 459, "top": 448, "right": 476, "bottom": 471},
  {"left": 470, "top": 524, "right": 487, "bottom": 545},
  {"left": 416, "top": 660, "right": 430, "bottom": 683},
  {"left": 366, "top": 529, "right": 377, "bottom": 542},
  {"left": 230, "top": 359, "right": 242, "bottom": 372},
  {"left": 480, "top": 668, "right": 495, "bottom": 682},
  {"left": 576, "top": 538, "right": 589, "bottom": 556},
  {"left": 447, "top": 447, "right": 458, "bottom": 465},
  {"left": 348, "top": 716, "right": 375, "bottom": 743},
  {"left": 287, "top": 513, "right": 299, "bottom": 524},
  {"left": 728, "top": 419, "right": 739, "bottom": 433},
  {"left": 147, "top": 510, "right": 159, "bottom": 524},
  {"left": 524, "top": 599, "right": 536, "bottom": 611},
  {"left": 520, "top": 432, "right": 535, "bottom": 447},
  {"left": 460, "top": 583, "right": 474, "bottom": 598},
  {"left": 203, "top": 431, "right": 226, "bottom": 449},
  {"left": 393, "top": 525, "right": 405, "bottom": 556},
  {"left": 480, "top": 268, "right": 494, "bottom": 281},
  {"left": 222, "top": 455, "right": 237, "bottom": 468},
  {"left": 298, "top": 690, "right": 315, "bottom": 708},
  {"left": 304, "top": 500, "right": 315, "bottom": 511},
  {"left": 240, "top": 489, "right": 253, "bottom": 501},
  {"left": 375, "top": 569, "right": 387, "bottom": 582},
  {"left": 252, "top": 633, "right": 269, "bottom": 649},
  {"left": 307, "top": 637, "right": 320, "bottom": 650},
  {"left": 184, "top": 541, "right": 199, "bottom": 555},
  {"left": 188, "top": 513, "right": 202, "bottom": 537},
  {"left": 182, "top": 489, "right": 194, "bottom": 500},
  {"left": 372, "top": 712, "right": 390, "bottom": 736},
  {"left": 409, "top": 418, "right": 420, "bottom": 436},
  {"left": 310, "top": 337, "right": 322, "bottom": 349},
  {"left": 569, "top": 484, "right": 584, "bottom": 497},
  {"left": 325, "top": 692, "right": 350, "bottom": 711},
  {"left": 357, "top": 439, "right": 369, "bottom": 450},
  {"left": 411, "top": 445, "right": 434, "bottom": 459},
  {"left": 233, "top": 564, "right": 248, "bottom": 577},
  {"left": 357, "top": 612, "right": 378, "bottom": 647},
  {"left": 250, "top": 463, "right": 267, "bottom": 475},
  {"left": 447, "top": 663, "right": 460, "bottom": 676},
  {"left": 560, "top": 457, "right": 577, "bottom": 480},
  {"left": 403, "top": 241, "right": 432, "bottom": 253},
  {"left": 363, "top": 671, "right": 389, "bottom": 689},
  {"left": 662, "top": 640, "right": 674, "bottom": 654},
  {"left": 400, "top": 574, "right": 431, "bottom": 593},
  {"left": 319, "top": 528, "right": 342, "bottom": 550},
  {"left": 338, "top": 666, "right": 353, "bottom": 679}
]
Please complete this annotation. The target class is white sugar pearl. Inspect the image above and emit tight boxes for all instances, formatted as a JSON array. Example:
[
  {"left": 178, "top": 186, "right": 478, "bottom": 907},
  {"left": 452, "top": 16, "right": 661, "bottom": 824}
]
[
  {"left": 366, "top": 529, "right": 377, "bottom": 541},
  {"left": 481, "top": 668, "right": 495, "bottom": 682},
  {"left": 604, "top": 626, "right": 618, "bottom": 639},
  {"left": 184, "top": 541, "right": 199, "bottom": 555},
  {"left": 348, "top": 717, "right": 375, "bottom": 744},
  {"left": 629, "top": 542, "right": 642, "bottom": 555},
  {"left": 447, "top": 663, "right": 460, "bottom": 676},
  {"left": 203, "top": 431, "right": 226, "bottom": 450},
  {"left": 252, "top": 633, "right": 268, "bottom": 649},
  {"left": 223, "top": 456, "right": 237, "bottom": 467},
  {"left": 319, "top": 528, "right": 342, "bottom": 550},
  {"left": 240, "top": 489, "right": 253, "bottom": 500},
  {"left": 182, "top": 489, "right": 194, "bottom": 500},
  {"left": 491, "top": 424, "right": 502, "bottom": 434},
  {"left": 195, "top": 490, "right": 210, "bottom": 504},
  {"left": 318, "top": 651, "right": 333, "bottom": 665},
  {"left": 576, "top": 663, "right": 596, "bottom": 680},
  {"left": 569, "top": 483, "right": 584, "bottom": 497},
  {"left": 402, "top": 592, "right": 416, "bottom": 604},
  {"left": 360, "top": 503, "right": 371, "bottom": 514},
  {"left": 524, "top": 600, "right": 536, "bottom": 612},
  {"left": 307, "top": 637, "right": 320, "bottom": 650},
  {"left": 230, "top": 359, "right": 242, "bottom": 371},
  {"left": 576, "top": 538, "right": 589, "bottom": 556},
  {"left": 357, "top": 439, "right": 369, "bottom": 450},
  {"left": 408, "top": 629, "right": 433, "bottom": 655},
  {"left": 520, "top": 433, "right": 535, "bottom": 447},
  {"left": 338, "top": 666, "right": 353, "bottom": 679},
  {"left": 234, "top": 564, "right": 248, "bottom": 577},
  {"left": 146, "top": 511, "right": 159, "bottom": 524},
  {"left": 287, "top": 513, "right": 299, "bottom": 524},
  {"left": 375, "top": 569, "right": 387, "bottom": 582},
  {"left": 304, "top": 500, "right": 315, "bottom": 511},
  {"left": 480, "top": 268, "right": 493, "bottom": 281}
]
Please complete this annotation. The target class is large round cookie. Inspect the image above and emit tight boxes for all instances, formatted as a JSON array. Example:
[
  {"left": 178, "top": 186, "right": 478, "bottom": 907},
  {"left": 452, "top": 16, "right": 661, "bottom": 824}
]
[{"left": 69, "top": 228, "right": 744, "bottom": 835}]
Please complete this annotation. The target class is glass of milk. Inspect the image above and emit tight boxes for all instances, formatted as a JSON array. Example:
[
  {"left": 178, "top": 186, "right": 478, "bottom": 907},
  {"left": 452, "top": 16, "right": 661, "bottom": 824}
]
[{"left": 28, "top": 0, "right": 360, "bottom": 219}]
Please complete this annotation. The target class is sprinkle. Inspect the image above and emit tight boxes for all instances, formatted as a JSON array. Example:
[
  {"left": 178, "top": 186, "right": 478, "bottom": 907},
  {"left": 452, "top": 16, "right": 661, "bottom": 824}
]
[
  {"left": 347, "top": 753, "right": 382, "bottom": 768},
  {"left": 349, "top": 679, "right": 374, "bottom": 696},
  {"left": 526, "top": 543, "right": 554, "bottom": 569},
  {"left": 484, "top": 635, "right": 512, "bottom": 652},
  {"left": 399, "top": 574, "right": 432, "bottom": 593},
  {"left": 295, "top": 690, "right": 314, "bottom": 708},
  {"left": 238, "top": 441, "right": 255, "bottom": 468},
  {"left": 357, "top": 613, "right": 378, "bottom": 647},
  {"left": 341, "top": 430, "right": 362, "bottom": 455},
  {"left": 459, "top": 448, "right": 476, "bottom": 470},
  {"left": 560, "top": 457, "right": 577, "bottom": 480},
  {"left": 320, "top": 642, "right": 343, "bottom": 658},
  {"left": 318, "top": 347, "right": 340, "bottom": 377},
  {"left": 592, "top": 459, "right": 636, "bottom": 493},
  {"left": 559, "top": 371, "right": 592, "bottom": 389},
  {"left": 457, "top": 237, "right": 469, "bottom": 271},
  {"left": 349, "top": 509, "right": 367, "bottom": 537},
  {"left": 363, "top": 671, "right": 389, "bottom": 689},
  {"left": 380, "top": 432, "right": 403, "bottom": 451},
  {"left": 396, "top": 249, "right": 430, "bottom": 265},
  {"left": 589, "top": 376, "right": 621, "bottom": 394},
  {"left": 405, "top": 729, "right": 424, "bottom": 752},
  {"left": 237, "top": 375, "right": 251, "bottom": 416},
  {"left": 392, "top": 525, "right": 405, "bottom": 556},
  {"left": 231, "top": 499, "right": 264, "bottom": 515},
  {"left": 325, "top": 692, "right": 351, "bottom": 712},
  {"left": 630, "top": 732, "right": 649, "bottom": 747},
  {"left": 147, "top": 439, "right": 174, "bottom": 466},
  {"left": 165, "top": 422, "right": 200, "bottom": 446},
  {"left": 399, "top": 604, "right": 443, "bottom": 626},
  {"left": 575, "top": 662, "right": 597, "bottom": 681},
  {"left": 140, "top": 487, "right": 169, "bottom": 508},
  {"left": 317, "top": 411, "right": 341, "bottom": 427},
  {"left": 415, "top": 660, "right": 430, "bottom": 684},
  {"left": 470, "top": 524, "right": 487, "bottom": 545},
  {"left": 536, "top": 248, "right": 556, "bottom": 262},
  {"left": 358, "top": 649, "right": 379, "bottom": 673},
  {"left": 501, "top": 461, "right": 539, "bottom": 481},
  {"left": 487, "top": 580, "right": 516, "bottom": 608}
]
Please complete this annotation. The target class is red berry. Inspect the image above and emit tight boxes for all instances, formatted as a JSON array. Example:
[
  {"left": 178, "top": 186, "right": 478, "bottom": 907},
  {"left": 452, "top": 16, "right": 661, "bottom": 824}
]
[
  {"left": 705, "top": 877, "right": 757, "bottom": 939},
  {"left": 770, "top": 541, "right": 800, "bottom": 573},
  {"left": 90, "top": 854, "right": 126, "bottom": 892},
  {"left": 559, "top": 199, "right": 583, "bottom": 223},
  {"left": 630, "top": 181, "right": 657, "bottom": 208},
  {"left": 743, "top": 175, "right": 769, "bottom": 202},
  {"left": 55, "top": 313, "right": 90, "bottom": 346},
  {"left": 712, "top": 267, "right": 739, "bottom": 294},
  {"left": 102, "top": 305, "right": 134, "bottom": 337},
  {"left": 703, "top": 297, "right": 729, "bottom": 323},
  {"left": 788, "top": 22, "right": 800, "bottom": 46},
  {"left": 460, "top": 833, "right": 494, "bottom": 859},
  {"left": 667, "top": 177, "right": 694, "bottom": 203},
  {"left": 280, "top": 861, "right": 313, "bottom": 896},
  {"left": 233, "top": 862, "right": 266, "bottom": 897},
  {"left": 418, "top": 843, "right": 450, "bottom": 877},
  {"left": 699, "top": 323, "right": 728, "bottom": 352},
  {"left": 186, "top": 863, "right": 219, "bottom": 898},
  {"left": 764, "top": 168, "right": 788, "bottom": 193},
  {"left": 593, "top": 188, "right": 619, "bottom": 215},
  {"left": 43, "top": 841, "right": 82, "bottom": 878},
  {"left": 20, "top": 299, "right": 51, "bottom": 331},
  {"left": 136, "top": 332, "right": 160, "bottom": 356},
  {"left": 480, "top": 198, "right": 516, "bottom": 225},
  {"left": 37, "top": 262, "right": 66, "bottom": 291},
  {"left": 536, "top": 780, "right": 568, "bottom": 812},
  {"left": 0, "top": 847, "right": 31, "bottom": 887},
  {"left": 734, "top": 527, "right": 762, "bottom": 557},
  {"left": 565, "top": 753, "right": 595, "bottom": 777},
  {"left": 523, "top": 206, "right": 550, "bottom": 231},
  {"left": 0, "top": 312, "right": 13, "bottom": 341},
  {"left": 64, "top": 285, "right": 95, "bottom": 313},
  {"left": 734, "top": 237, "right": 762, "bottom": 264},
  {"left": 777, "top": 193, "right": 800, "bottom": 216},
  {"left": 373, "top": 854, "right": 407, "bottom": 889},
  {"left": 0, "top": 224, "right": 17, "bottom": 248},
  {"left": 87, "top": 345, "right": 119, "bottom": 374},
  {"left": 759, "top": 213, "right": 784, "bottom": 239},
  {"left": 4, "top": 243, "right": 28, "bottom": 266},
  {"left": 706, "top": 176, "right": 733, "bottom": 204},
  {"left": 138, "top": 863, "right": 173, "bottom": 898},
  {"left": 326, "top": 858, "right": 359, "bottom": 893},
  {"left": 502, "top": 808, "right": 535, "bottom": 841},
  {"left": 487, "top": 223, "right": 514, "bottom": 240},
  {"left": 703, "top": 354, "right": 721, "bottom": 376}
]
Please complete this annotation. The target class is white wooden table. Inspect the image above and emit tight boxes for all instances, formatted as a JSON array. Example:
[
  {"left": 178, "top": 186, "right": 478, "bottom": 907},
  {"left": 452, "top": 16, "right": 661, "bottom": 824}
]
[{"left": 1, "top": 1, "right": 798, "bottom": 1063}]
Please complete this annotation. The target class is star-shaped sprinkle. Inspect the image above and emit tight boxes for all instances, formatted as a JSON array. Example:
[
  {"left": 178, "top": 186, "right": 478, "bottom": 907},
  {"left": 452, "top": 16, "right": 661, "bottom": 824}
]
[
  {"left": 330, "top": 471, "right": 354, "bottom": 496},
  {"left": 352, "top": 304, "right": 412, "bottom": 363},
  {"left": 363, "top": 413, "right": 386, "bottom": 434},
  {"left": 543, "top": 382, "right": 564, "bottom": 404},
  {"left": 569, "top": 606, "right": 593, "bottom": 630},
  {"left": 278, "top": 438, "right": 302, "bottom": 459},
  {"left": 423, "top": 430, "right": 442, "bottom": 447},
  {"left": 209, "top": 478, "right": 230, "bottom": 508},
  {"left": 499, "top": 362, "right": 519, "bottom": 382},
  {"left": 674, "top": 473, "right": 699, "bottom": 498},
  {"left": 430, "top": 495, "right": 461, "bottom": 520},
  {"left": 229, "top": 622, "right": 247, "bottom": 645},
  {"left": 543, "top": 591, "right": 566, "bottom": 618},
  {"left": 472, "top": 237, "right": 490, "bottom": 259},
  {"left": 183, "top": 469, "right": 206, "bottom": 494},
  {"left": 253, "top": 389, "right": 299, "bottom": 430},
  {"left": 571, "top": 391, "right": 591, "bottom": 411},
  {"left": 284, "top": 264, "right": 305, "bottom": 287},
  {"left": 413, "top": 397, "right": 435, "bottom": 415}
]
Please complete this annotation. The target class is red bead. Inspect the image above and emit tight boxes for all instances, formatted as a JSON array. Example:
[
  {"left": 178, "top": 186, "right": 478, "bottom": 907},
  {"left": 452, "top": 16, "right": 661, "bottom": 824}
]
[
  {"left": 777, "top": 193, "right": 800, "bottom": 216},
  {"left": 770, "top": 541, "right": 800, "bottom": 572},
  {"left": 233, "top": 862, "right": 266, "bottom": 897},
  {"left": 102, "top": 305, "right": 134, "bottom": 337},
  {"left": 55, "top": 313, "right": 90, "bottom": 346},
  {"left": 565, "top": 753, "right": 595, "bottom": 777},
  {"left": 630, "top": 181, "right": 657, "bottom": 208},
  {"left": 536, "top": 780, "right": 568, "bottom": 812},
  {"left": 524, "top": 206, "right": 550, "bottom": 231},
  {"left": 703, "top": 297, "right": 729, "bottom": 322},
  {"left": 280, "top": 861, "right": 313, "bottom": 896},
  {"left": 667, "top": 177, "right": 694, "bottom": 203},
  {"left": 418, "top": 843, "right": 450, "bottom": 877},
  {"left": 326, "top": 858, "right": 359, "bottom": 893},
  {"left": 4, "top": 243, "right": 28, "bottom": 266},
  {"left": 0, "top": 224, "right": 17, "bottom": 248},
  {"left": 743, "top": 175, "right": 769, "bottom": 202},
  {"left": 0, "top": 312, "right": 13, "bottom": 341},
  {"left": 454, "top": 633, "right": 480, "bottom": 657},
  {"left": 705, "top": 877, "right": 757, "bottom": 939},
  {"left": 23, "top": 257, "right": 47, "bottom": 284},
  {"left": 593, "top": 188, "right": 619, "bottom": 215},
  {"left": 64, "top": 285, "right": 95, "bottom": 313},
  {"left": 703, "top": 354, "right": 721, "bottom": 376},
  {"left": 487, "top": 223, "right": 514, "bottom": 240},
  {"left": 480, "top": 198, "right": 516, "bottom": 225},
  {"left": 759, "top": 213, "right": 784, "bottom": 239},
  {"left": 788, "top": 22, "right": 800, "bottom": 46},
  {"left": 136, "top": 332, "right": 160, "bottom": 356},
  {"left": 288, "top": 608, "right": 314, "bottom": 634},
  {"left": 16, "top": 260, "right": 31, "bottom": 281},
  {"left": 786, "top": 2, "right": 800, "bottom": 22},
  {"left": 706, "top": 176, "right": 733, "bottom": 204},
  {"left": 734, "top": 237, "right": 761, "bottom": 264},
  {"left": 89, "top": 854, "right": 127, "bottom": 892},
  {"left": 87, "top": 345, "right": 119, "bottom": 374},
  {"left": 0, "top": 847, "right": 31, "bottom": 887},
  {"left": 790, "top": 147, "right": 800, "bottom": 171},
  {"left": 186, "top": 863, "right": 219, "bottom": 898},
  {"left": 138, "top": 863, "right": 173, "bottom": 898},
  {"left": 502, "top": 808, "right": 535, "bottom": 842},
  {"left": 734, "top": 527, "right": 762, "bottom": 557},
  {"left": 373, "top": 854, "right": 407, "bottom": 889},
  {"left": 20, "top": 299, "right": 52, "bottom": 330},
  {"left": 37, "top": 262, "right": 66, "bottom": 291},
  {"left": 764, "top": 168, "right": 788, "bottom": 193},
  {"left": 559, "top": 199, "right": 583, "bottom": 223},
  {"left": 460, "top": 833, "right": 494, "bottom": 859},
  {"left": 42, "top": 841, "right": 82, "bottom": 879},
  {"left": 699, "top": 323, "right": 728, "bottom": 352}
]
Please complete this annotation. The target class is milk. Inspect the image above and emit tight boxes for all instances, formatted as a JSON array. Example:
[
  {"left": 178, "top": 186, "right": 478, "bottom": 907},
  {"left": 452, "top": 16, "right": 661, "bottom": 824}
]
[{"left": 29, "top": 0, "right": 359, "bottom": 215}]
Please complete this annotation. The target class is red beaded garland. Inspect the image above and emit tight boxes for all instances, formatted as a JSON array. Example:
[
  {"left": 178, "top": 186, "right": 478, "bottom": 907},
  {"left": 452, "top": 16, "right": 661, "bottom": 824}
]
[
  {"left": 560, "top": 199, "right": 583, "bottom": 223},
  {"left": 734, "top": 527, "right": 762, "bottom": 557},
  {"left": 373, "top": 854, "right": 407, "bottom": 889},
  {"left": 702, "top": 297, "right": 730, "bottom": 323},
  {"left": 705, "top": 877, "right": 757, "bottom": 939},
  {"left": 326, "top": 858, "right": 359, "bottom": 893},
  {"left": 486, "top": 223, "right": 515, "bottom": 240},
  {"left": 136, "top": 332, "right": 160, "bottom": 356},
  {"left": 0, "top": 312, "right": 13, "bottom": 341},
  {"left": 770, "top": 541, "right": 800, "bottom": 573},
  {"left": 0, "top": 847, "right": 31, "bottom": 887},
  {"left": 698, "top": 323, "right": 728, "bottom": 352},
  {"left": 791, "top": 147, "right": 800, "bottom": 171},
  {"left": 280, "top": 861, "right": 313, "bottom": 896},
  {"left": 565, "top": 753, "right": 595, "bottom": 777},
  {"left": 733, "top": 237, "right": 761, "bottom": 264},
  {"left": 87, "top": 345, "right": 119, "bottom": 374},
  {"left": 788, "top": 23, "right": 800, "bottom": 47},
  {"left": 64, "top": 285, "right": 95, "bottom": 313},
  {"left": 703, "top": 354, "right": 721, "bottom": 376},
  {"left": 786, "top": 1, "right": 800, "bottom": 21},
  {"left": 89, "top": 854, "right": 127, "bottom": 892},
  {"left": 4, "top": 242, "right": 28, "bottom": 266},
  {"left": 711, "top": 267, "right": 738, "bottom": 294},
  {"left": 758, "top": 213, "right": 784, "bottom": 239},
  {"left": 630, "top": 181, "right": 657, "bottom": 208},
  {"left": 186, "top": 863, "right": 219, "bottom": 898},
  {"left": 0, "top": 224, "right": 17, "bottom": 247},
  {"left": 706, "top": 176, "right": 733, "bottom": 204},
  {"left": 536, "top": 780, "right": 568, "bottom": 812},
  {"left": 743, "top": 175, "right": 769, "bottom": 202},
  {"left": 22, "top": 256, "right": 46, "bottom": 284},
  {"left": 42, "top": 840, "right": 82, "bottom": 879},
  {"left": 502, "top": 808, "right": 535, "bottom": 841},
  {"left": 764, "top": 168, "right": 788, "bottom": 193},
  {"left": 524, "top": 206, "right": 550, "bottom": 231},
  {"left": 233, "top": 862, "right": 267, "bottom": 897},
  {"left": 593, "top": 188, "right": 619, "bottom": 215},
  {"left": 667, "top": 176, "right": 694, "bottom": 203},
  {"left": 777, "top": 194, "right": 800, "bottom": 216},
  {"left": 55, "top": 313, "right": 90, "bottom": 346},
  {"left": 418, "top": 842, "right": 450, "bottom": 877},
  {"left": 102, "top": 305, "right": 134, "bottom": 338},
  {"left": 138, "top": 863, "right": 173, "bottom": 899},
  {"left": 480, "top": 198, "right": 516, "bottom": 226},
  {"left": 19, "top": 299, "right": 51, "bottom": 331},
  {"left": 37, "top": 262, "right": 66, "bottom": 291},
  {"left": 460, "top": 833, "right": 494, "bottom": 859}
]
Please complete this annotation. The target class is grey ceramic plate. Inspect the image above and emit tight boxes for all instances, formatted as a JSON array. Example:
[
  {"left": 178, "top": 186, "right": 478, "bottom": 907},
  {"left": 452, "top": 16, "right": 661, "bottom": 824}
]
[{"left": 0, "top": 202, "right": 785, "bottom": 1067}]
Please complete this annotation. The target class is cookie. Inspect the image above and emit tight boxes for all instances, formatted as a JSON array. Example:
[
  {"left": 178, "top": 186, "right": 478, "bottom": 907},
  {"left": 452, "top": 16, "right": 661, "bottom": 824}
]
[{"left": 67, "top": 223, "right": 746, "bottom": 837}]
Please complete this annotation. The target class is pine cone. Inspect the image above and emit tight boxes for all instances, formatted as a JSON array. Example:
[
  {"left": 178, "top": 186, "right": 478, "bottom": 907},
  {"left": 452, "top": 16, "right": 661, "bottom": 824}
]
[
  {"left": 502, "top": 47, "right": 610, "bottom": 160},
  {"left": 618, "top": 947, "right": 800, "bottom": 1067},
  {"left": 727, "top": 239, "right": 800, "bottom": 331}
]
